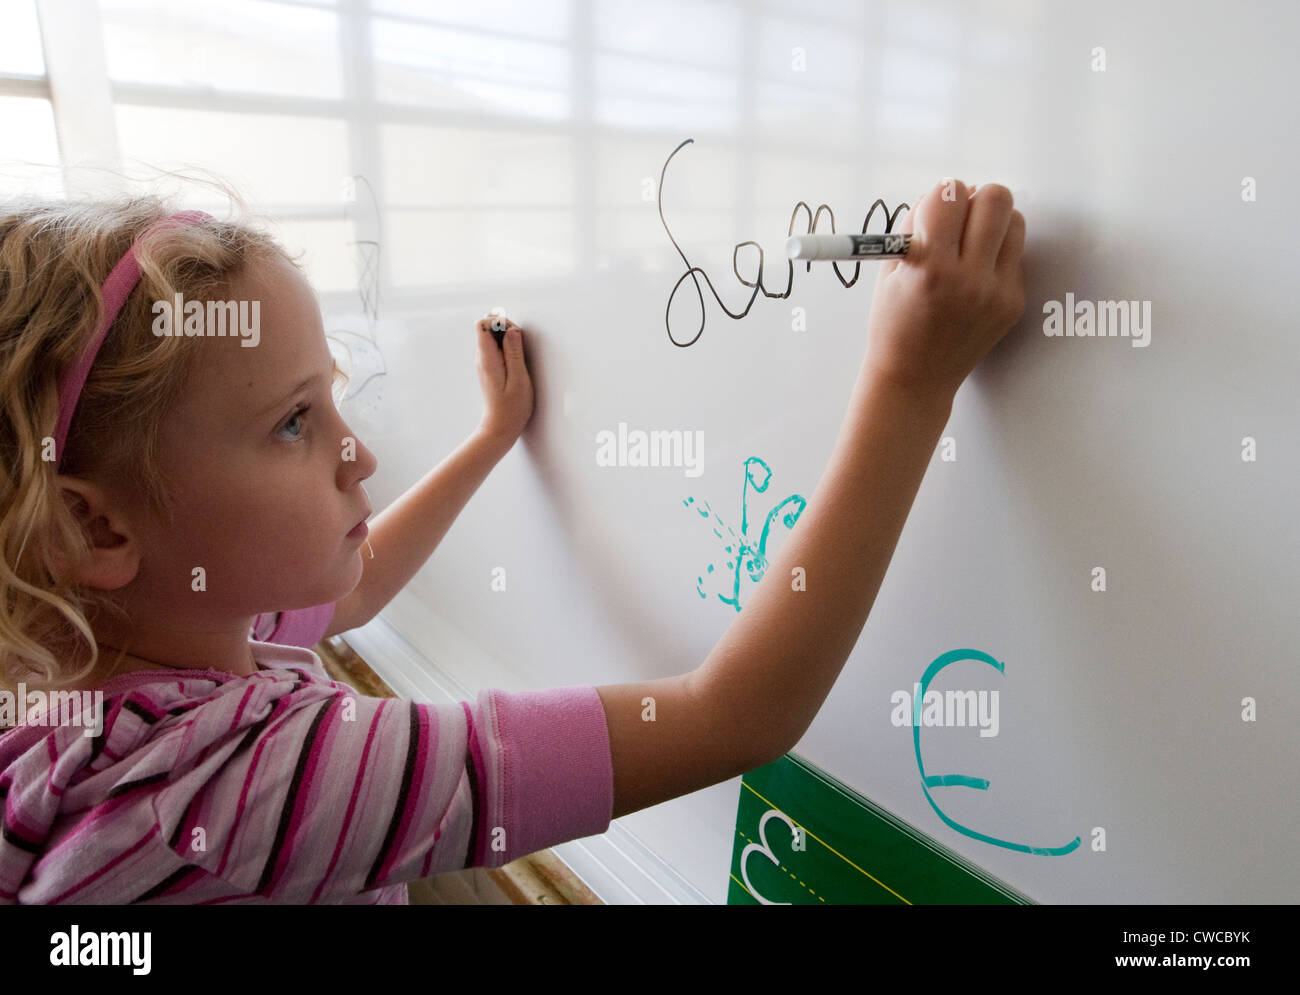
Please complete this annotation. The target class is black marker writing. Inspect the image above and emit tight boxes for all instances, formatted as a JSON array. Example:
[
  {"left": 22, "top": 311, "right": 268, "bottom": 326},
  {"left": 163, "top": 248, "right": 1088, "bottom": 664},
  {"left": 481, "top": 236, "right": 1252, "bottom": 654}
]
[{"left": 658, "top": 137, "right": 910, "bottom": 348}]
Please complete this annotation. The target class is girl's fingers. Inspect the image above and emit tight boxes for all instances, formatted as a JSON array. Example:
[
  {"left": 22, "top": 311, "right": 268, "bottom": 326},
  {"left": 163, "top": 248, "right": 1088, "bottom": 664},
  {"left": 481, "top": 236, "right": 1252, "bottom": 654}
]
[
  {"left": 477, "top": 319, "right": 505, "bottom": 383},
  {"left": 995, "top": 209, "right": 1026, "bottom": 279},
  {"left": 498, "top": 324, "right": 523, "bottom": 388},
  {"left": 478, "top": 316, "right": 526, "bottom": 387},
  {"left": 960, "top": 184, "right": 1014, "bottom": 272}
]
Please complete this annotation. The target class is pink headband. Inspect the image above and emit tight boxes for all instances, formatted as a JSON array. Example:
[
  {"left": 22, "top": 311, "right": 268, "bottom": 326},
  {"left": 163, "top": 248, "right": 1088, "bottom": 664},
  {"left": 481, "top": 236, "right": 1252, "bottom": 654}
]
[{"left": 53, "top": 209, "right": 211, "bottom": 470}]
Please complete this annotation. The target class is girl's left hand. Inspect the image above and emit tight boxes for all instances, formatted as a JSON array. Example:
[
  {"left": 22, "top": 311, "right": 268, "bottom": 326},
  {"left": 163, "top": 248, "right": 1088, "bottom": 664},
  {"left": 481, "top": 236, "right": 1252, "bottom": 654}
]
[{"left": 475, "top": 316, "right": 535, "bottom": 444}]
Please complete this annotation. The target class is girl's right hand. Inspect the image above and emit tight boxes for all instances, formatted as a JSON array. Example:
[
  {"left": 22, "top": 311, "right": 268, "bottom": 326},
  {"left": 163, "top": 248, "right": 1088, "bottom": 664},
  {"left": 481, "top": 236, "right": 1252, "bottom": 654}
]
[{"left": 863, "top": 178, "right": 1026, "bottom": 400}]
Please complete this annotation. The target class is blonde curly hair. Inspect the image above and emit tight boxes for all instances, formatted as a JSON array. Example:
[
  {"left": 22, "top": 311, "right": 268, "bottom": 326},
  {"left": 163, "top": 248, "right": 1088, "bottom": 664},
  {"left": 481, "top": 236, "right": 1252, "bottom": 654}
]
[{"left": 0, "top": 193, "right": 303, "bottom": 698}]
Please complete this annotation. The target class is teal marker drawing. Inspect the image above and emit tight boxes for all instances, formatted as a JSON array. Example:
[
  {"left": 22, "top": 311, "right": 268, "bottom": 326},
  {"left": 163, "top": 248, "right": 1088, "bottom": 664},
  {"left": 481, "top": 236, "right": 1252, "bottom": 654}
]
[
  {"left": 913, "top": 648, "right": 1081, "bottom": 856},
  {"left": 684, "top": 456, "right": 806, "bottom": 612}
]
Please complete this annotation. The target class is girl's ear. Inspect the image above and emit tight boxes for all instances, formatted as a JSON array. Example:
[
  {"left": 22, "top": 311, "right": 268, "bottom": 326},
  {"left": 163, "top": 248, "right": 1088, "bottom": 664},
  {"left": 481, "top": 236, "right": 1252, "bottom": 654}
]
[{"left": 52, "top": 475, "right": 142, "bottom": 591}]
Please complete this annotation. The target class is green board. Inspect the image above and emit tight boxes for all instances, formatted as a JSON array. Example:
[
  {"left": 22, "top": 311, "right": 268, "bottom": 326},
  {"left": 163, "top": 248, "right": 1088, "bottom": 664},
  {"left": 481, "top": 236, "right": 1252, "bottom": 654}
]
[{"left": 727, "top": 752, "right": 1034, "bottom": 904}]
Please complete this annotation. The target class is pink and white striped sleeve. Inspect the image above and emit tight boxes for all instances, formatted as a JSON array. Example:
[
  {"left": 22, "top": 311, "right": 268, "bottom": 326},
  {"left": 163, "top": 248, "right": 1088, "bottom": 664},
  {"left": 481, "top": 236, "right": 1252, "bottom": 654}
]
[
  {"left": 0, "top": 672, "right": 614, "bottom": 904},
  {"left": 199, "top": 680, "right": 616, "bottom": 901}
]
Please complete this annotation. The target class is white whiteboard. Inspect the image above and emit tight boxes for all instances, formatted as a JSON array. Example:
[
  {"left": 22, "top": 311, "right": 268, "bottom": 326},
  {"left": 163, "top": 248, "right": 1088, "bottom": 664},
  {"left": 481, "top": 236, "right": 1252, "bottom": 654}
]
[{"left": 335, "top": 0, "right": 1300, "bottom": 903}]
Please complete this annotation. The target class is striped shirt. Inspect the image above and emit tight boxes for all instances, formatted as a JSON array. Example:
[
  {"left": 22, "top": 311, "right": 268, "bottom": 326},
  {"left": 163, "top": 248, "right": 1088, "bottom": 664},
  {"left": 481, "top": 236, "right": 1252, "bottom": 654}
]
[{"left": 0, "top": 639, "right": 613, "bottom": 904}]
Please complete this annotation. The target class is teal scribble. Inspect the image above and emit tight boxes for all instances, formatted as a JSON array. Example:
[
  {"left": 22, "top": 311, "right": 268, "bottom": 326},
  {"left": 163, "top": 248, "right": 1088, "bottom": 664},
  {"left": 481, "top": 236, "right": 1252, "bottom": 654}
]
[
  {"left": 683, "top": 457, "right": 806, "bottom": 612},
  {"left": 913, "top": 648, "right": 1081, "bottom": 856}
]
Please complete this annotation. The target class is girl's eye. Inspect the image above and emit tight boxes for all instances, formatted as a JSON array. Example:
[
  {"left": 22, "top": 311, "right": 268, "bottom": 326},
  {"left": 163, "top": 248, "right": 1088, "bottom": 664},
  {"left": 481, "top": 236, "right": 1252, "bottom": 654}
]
[{"left": 277, "top": 405, "right": 309, "bottom": 441}]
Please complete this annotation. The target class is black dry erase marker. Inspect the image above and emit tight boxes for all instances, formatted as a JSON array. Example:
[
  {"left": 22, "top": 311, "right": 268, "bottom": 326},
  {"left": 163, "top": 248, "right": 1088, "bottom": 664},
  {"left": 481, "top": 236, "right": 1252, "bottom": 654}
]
[{"left": 785, "top": 233, "right": 911, "bottom": 260}]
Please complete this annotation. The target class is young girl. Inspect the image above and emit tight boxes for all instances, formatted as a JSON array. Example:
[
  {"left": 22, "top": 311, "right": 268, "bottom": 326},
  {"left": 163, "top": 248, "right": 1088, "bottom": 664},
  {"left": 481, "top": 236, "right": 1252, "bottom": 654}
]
[{"left": 0, "top": 179, "right": 1024, "bottom": 904}]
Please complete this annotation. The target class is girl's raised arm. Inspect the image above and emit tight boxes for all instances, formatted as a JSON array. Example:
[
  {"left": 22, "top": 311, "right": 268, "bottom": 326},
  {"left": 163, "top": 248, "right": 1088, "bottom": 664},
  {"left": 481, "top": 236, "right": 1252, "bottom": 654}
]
[{"left": 596, "top": 179, "right": 1026, "bottom": 819}]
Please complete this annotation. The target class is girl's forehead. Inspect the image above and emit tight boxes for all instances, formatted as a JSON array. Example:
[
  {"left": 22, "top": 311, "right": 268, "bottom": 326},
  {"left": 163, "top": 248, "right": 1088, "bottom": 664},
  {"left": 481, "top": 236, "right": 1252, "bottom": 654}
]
[
  {"left": 175, "top": 283, "right": 327, "bottom": 413},
  {"left": 229, "top": 251, "right": 310, "bottom": 300}
]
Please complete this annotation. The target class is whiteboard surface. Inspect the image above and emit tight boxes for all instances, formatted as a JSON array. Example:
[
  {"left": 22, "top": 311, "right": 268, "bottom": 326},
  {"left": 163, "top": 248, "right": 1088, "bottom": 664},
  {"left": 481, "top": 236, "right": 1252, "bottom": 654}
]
[{"left": 338, "top": 0, "right": 1300, "bottom": 903}]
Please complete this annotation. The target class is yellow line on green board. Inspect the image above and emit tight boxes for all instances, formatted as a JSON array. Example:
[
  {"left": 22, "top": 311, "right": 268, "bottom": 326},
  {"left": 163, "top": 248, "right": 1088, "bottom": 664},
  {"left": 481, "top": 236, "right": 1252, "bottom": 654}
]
[
  {"left": 742, "top": 779, "right": 912, "bottom": 904},
  {"left": 729, "top": 872, "right": 753, "bottom": 899}
]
